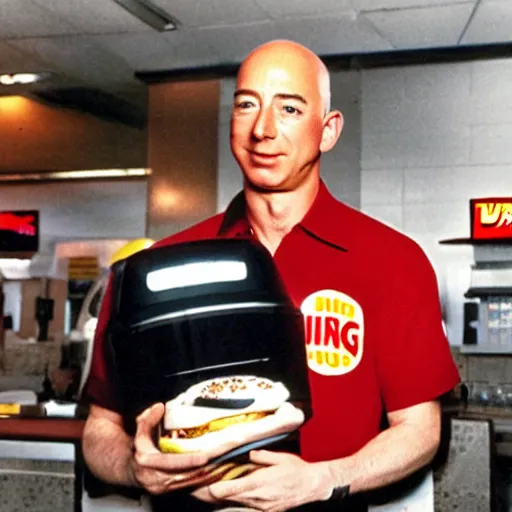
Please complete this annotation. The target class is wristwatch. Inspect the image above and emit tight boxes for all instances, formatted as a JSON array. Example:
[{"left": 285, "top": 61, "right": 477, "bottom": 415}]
[{"left": 330, "top": 484, "right": 350, "bottom": 502}]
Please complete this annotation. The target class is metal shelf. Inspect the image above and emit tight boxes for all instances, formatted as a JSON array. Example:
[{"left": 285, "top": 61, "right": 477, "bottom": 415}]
[
  {"left": 440, "top": 238, "right": 512, "bottom": 246},
  {"left": 465, "top": 287, "right": 512, "bottom": 298},
  {"left": 460, "top": 345, "right": 512, "bottom": 355}
]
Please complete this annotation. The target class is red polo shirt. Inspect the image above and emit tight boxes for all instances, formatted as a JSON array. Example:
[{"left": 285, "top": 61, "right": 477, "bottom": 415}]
[{"left": 83, "top": 182, "right": 459, "bottom": 462}]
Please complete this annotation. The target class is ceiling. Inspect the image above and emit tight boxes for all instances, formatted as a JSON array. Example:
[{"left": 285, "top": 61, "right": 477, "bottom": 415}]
[{"left": 0, "top": 0, "right": 510, "bottom": 126}]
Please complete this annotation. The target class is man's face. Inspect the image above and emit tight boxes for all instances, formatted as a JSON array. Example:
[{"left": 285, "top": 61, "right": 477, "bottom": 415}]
[{"left": 230, "top": 50, "right": 327, "bottom": 192}]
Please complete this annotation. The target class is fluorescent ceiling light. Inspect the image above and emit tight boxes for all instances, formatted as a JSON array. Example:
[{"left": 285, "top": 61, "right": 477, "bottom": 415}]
[
  {"left": 0, "top": 73, "right": 47, "bottom": 85},
  {"left": 114, "top": 0, "right": 177, "bottom": 31},
  {"left": 0, "top": 168, "right": 151, "bottom": 183},
  {"left": 146, "top": 261, "right": 248, "bottom": 292}
]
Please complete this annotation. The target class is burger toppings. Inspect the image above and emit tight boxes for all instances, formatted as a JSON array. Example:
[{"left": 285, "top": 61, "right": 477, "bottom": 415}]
[
  {"left": 167, "top": 411, "right": 269, "bottom": 439},
  {"left": 196, "top": 376, "right": 274, "bottom": 400}
]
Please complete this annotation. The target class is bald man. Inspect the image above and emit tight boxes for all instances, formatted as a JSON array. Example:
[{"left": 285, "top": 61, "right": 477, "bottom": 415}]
[{"left": 82, "top": 40, "right": 459, "bottom": 511}]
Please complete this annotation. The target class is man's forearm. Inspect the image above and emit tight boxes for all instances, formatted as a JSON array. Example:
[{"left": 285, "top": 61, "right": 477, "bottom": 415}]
[
  {"left": 319, "top": 402, "right": 440, "bottom": 495},
  {"left": 82, "top": 415, "right": 138, "bottom": 487}
]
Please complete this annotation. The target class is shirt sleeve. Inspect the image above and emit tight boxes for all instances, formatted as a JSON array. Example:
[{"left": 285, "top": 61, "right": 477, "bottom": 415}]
[
  {"left": 80, "top": 273, "right": 120, "bottom": 412},
  {"left": 375, "top": 241, "right": 460, "bottom": 413}
]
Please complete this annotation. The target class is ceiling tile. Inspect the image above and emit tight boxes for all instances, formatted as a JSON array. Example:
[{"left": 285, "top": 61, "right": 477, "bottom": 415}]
[
  {"left": 195, "top": 14, "right": 392, "bottom": 65},
  {"left": 8, "top": 37, "right": 136, "bottom": 87},
  {"left": 94, "top": 31, "right": 225, "bottom": 71},
  {"left": 195, "top": 21, "right": 293, "bottom": 63},
  {"left": 355, "top": 0, "right": 475, "bottom": 9},
  {"left": 33, "top": 0, "right": 153, "bottom": 34},
  {"left": 362, "top": 3, "right": 475, "bottom": 49},
  {"left": 0, "top": 41, "right": 46, "bottom": 73},
  {"left": 274, "top": 15, "right": 393, "bottom": 55},
  {"left": 189, "top": 0, "right": 270, "bottom": 28},
  {"left": 152, "top": 0, "right": 270, "bottom": 28},
  {"left": 460, "top": 0, "right": 512, "bottom": 44},
  {"left": 254, "top": 0, "right": 354, "bottom": 19},
  {"left": 0, "top": 0, "right": 76, "bottom": 38}
]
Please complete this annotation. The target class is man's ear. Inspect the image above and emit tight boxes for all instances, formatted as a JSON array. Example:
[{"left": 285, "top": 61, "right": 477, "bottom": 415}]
[{"left": 320, "top": 110, "right": 343, "bottom": 153}]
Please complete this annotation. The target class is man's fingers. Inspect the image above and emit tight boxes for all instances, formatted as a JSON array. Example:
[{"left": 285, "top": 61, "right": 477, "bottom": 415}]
[
  {"left": 134, "top": 403, "right": 164, "bottom": 453},
  {"left": 207, "top": 473, "right": 260, "bottom": 500},
  {"left": 137, "top": 450, "right": 209, "bottom": 471},
  {"left": 250, "top": 450, "right": 298, "bottom": 466},
  {"left": 191, "top": 485, "right": 220, "bottom": 503},
  {"left": 137, "top": 403, "right": 164, "bottom": 430}
]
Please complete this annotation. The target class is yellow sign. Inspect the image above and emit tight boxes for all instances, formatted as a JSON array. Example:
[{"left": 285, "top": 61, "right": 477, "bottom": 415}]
[
  {"left": 68, "top": 256, "right": 100, "bottom": 280},
  {"left": 0, "top": 403, "right": 21, "bottom": 416}
]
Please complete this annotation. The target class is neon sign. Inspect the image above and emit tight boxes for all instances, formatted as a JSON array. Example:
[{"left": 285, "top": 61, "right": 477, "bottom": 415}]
[{"left": 471, "top": 199, "right": 512, "bottom": 240}]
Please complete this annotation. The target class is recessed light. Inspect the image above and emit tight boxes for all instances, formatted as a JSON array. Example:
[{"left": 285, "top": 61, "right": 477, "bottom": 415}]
[{"left": 0, "top": 73, "right": 48, "bottom": 85}]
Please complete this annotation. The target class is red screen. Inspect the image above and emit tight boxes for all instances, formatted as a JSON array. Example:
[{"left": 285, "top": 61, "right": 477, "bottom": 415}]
[
  {"left": 0, "top": 210, "right": 39, "bottom": 252},
  {"left": 471, "top": 199, "right": 512, "bottom": 240}
]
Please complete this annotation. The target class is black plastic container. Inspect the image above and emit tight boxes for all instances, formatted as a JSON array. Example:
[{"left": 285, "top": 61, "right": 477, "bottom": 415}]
[{"left": 106, "top": 238, "right": 311, "bottom": 435}]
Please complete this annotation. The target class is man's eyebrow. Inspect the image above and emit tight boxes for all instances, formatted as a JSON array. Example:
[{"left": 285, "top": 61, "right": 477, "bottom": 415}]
[
  {"left": 275, "top": 93, "right": 307, "bottom": 105},
  {"left": 233, "top": 90, "right": 307, "bottom": 105},
  {"left": 234, "top": 89, "right": 257, "bottom": 98}
]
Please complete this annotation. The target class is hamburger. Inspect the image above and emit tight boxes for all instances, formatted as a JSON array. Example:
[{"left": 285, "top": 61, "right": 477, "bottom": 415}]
[{"left": 158, "top": 375, "right": 305, "bottom": 459}]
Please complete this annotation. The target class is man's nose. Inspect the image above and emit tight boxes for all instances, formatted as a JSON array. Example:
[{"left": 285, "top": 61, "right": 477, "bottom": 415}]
[{"left": 252, "top": 106, "right": 277, "bottom": 140}]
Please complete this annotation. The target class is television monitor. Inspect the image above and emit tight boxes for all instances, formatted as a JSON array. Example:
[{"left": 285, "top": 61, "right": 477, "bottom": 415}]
[{"left": 0, "top": 210, "right": 39, "bottom": 253}]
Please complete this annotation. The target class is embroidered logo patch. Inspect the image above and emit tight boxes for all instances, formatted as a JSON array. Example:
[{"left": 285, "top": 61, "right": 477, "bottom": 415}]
[{"left": 301, "top": 289, "right": 364, "bottom": 376}]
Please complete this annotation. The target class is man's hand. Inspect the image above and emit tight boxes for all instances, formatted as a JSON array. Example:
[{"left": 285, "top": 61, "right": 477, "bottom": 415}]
[
  {"left": 130, "top": 403, "right": 209, "bottom": 495},
  {"left": 193, "top": 451, "right": 333, "bottom": 512}
]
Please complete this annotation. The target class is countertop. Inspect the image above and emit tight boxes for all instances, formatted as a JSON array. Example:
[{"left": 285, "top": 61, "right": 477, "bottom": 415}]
[
  {"left": 444, "top": 404, "right": 512, "bottom": 457},
  {"left": 0, "top": 416, "right": 85, "bottom": 512},
  {"left": 0, "top": 417, "right": 85, "bottom": 442},
  {"left": 444, "top": 404, "right": 512, "bottom": 428}
]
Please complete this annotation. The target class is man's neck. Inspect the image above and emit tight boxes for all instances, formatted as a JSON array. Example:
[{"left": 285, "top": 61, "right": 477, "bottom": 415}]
[{"left": 245, "top": 177, "right": 320, "bottom": 255}]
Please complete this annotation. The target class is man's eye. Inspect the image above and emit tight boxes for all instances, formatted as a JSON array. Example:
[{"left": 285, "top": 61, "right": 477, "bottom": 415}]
[
  {"left": 235, "top": 101, "right": 255, "bottom": 109},
  {"left": 283, "top": 105, "right": 301, "bottom": 115}
]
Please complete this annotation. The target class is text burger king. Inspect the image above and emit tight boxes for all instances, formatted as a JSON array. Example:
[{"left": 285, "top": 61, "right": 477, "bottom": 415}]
[{"left": 301, "top": 290, "right": 364, "bottom": 376}]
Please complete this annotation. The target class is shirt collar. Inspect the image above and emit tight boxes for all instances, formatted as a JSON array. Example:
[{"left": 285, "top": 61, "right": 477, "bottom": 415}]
[
  {"left": 217, "top": 191, "right": 252, "bottom": 238},
  {"left": 218, "top": 181, "right": 348, "bottom": 251},
  {"left": 299, "top": 181, "right": 348, "bottom": 252}
]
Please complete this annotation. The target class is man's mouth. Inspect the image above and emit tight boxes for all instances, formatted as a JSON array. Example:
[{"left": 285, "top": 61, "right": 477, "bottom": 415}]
[
  {"left": 252, "top": 151, "right": 278, "bottom": 157},
  {"left": 249, "top": 151, "right": 280, "bottom": 164}
]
